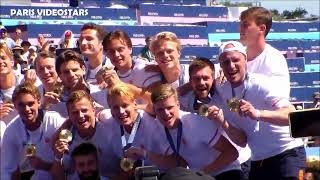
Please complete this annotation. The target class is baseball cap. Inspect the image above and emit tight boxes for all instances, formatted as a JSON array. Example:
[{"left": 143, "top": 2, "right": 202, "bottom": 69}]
[
  {"left": 65, "top": 30, "right": 72, "bottom": 38},
  {"left": 161, "top": 167, "right": 216, "bottom": 180},
  {"left": 218, "top": 41, "right": 247, "bottom": 60}
]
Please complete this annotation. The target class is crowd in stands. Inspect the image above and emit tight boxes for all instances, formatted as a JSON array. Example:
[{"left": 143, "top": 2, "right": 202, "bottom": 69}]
[{"left": 0, "top": 6, "right": 319, "bottom": 180}]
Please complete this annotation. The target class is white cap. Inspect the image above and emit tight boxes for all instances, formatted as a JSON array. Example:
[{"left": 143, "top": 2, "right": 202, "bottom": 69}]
[
  {"left": 218, "top": 41, "right": 247, "bottom": 60},
  {"left": 29, "top": 46, "right": 37, "bottom": 52}
]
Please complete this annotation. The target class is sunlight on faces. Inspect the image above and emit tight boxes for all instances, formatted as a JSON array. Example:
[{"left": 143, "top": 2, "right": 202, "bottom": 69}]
[
  {"left": 74, "top": 154, "right": 99, "bottom": 179},
  {"left": 190, "top": 66, "right": 214, "bottom": 99},
  {"left": 219, "top": 45, "right": 247, "bottom": 88},
  {"left": 105, "top": 39, "right": 132, "bottom": 71},
  {"left": 154, "top": 95, "right": 180, "bottom": 129},
  {"left": 79, "top": 29, "right": 103, "bottom": 57},
  {"left": 154, "top": 41, "right": 180, "bottom": 70},
  {"left": 36, "top": 57, "right": 58, "bottom": 86},
  {"left": 0, "top": 48, "right": 13, "bottom": 75},
  {"left": 14, "top": 93, "right": 41, "bottom": 126},
  {"left": 68, "top": 97, "right": 96, "bottom": 132},
  {"left": 240, "top": 17, "right": 263, "bottom": 46},
  {"left": 108, "top": 94, "right": 138, "bottom": 128},
  {"left": 59, "top": 61, "right": 85, "bottom": 89}
]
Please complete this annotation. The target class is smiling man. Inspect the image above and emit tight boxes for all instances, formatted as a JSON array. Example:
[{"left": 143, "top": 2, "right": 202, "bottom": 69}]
[
  {"left": 150, "top": 31, "right": 189, "bottom": 89},
  {"left": 102, "top": 30, "right": 161, "bottom": 90},
  {"left": 1, "top": 82, "right": 64, "bottom": 180},
  {"left": 215, "top": 41, "right": 305, "bottom": 180},
  {"left": 52, "top": 90, "right": 116, "bottom": 179},
  {"left": 151, "top": 84, "right": 239, "bottom": 178}
]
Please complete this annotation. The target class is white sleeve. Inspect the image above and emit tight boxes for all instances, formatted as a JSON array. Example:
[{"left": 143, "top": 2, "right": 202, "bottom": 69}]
[{"left": 1, "top": 128, "right": 20, "bottom": 180}]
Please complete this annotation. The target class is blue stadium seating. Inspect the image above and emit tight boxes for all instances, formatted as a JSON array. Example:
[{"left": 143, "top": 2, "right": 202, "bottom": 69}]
[
  {"left": 290, "top": 87, "right": 320, "bottom": 102},
  {"left": 290, "top": 72, "right": 320, "bottom": 87},
  {"left": 286, "top": 57, "right": 305, "bottom": 72}
]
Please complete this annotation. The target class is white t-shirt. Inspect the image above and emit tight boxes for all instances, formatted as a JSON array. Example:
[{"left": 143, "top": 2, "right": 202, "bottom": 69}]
[
  {"left": 85, "top": 56, "right": 114, "bottom": 86},
  {"left": 47, "top": 84, "right": 108, "bottom": 118},
  {"left": 168, "top": 64, "right": 189, "bottom": 89},
  {"left": 161, "top": 110, "right": 238, "bottom": 176},
  {"left": 117, "top": 58, "right": 161, "bottom": 88},
  {"left": 1, "top": 111, "right": 65, "bottom": 180},
  {"left": 215, "top": 73, "right": 303, "bottom": 161},
  {"left": 247, "top": 44, "right": 290, "bottom": 96},
  {"left": 62, "top": 121, "right": 117, "bottom": 179},
  {"left": 99, "top": 109, "right": 170, "bottom": 169},
  {"left": 179, "top": 91, "right": 251, "bottom": 164}
]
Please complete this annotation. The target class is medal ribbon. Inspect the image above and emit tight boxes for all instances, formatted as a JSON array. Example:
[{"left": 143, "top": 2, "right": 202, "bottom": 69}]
[
  {"left": 120, "top": 114, "right": 142, "bottom": 155},
  {"left": 164, "top": 120, "right": 182, "bottom": 166}
]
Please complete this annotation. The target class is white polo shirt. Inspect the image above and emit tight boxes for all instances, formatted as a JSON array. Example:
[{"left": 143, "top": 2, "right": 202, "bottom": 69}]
[
  {"left": 98, "top": 109, "right": 170, "bottom": 169},
  {"left": 160, "top": 110, "right": 238, "bottom": 176},
  {"left": 215, "top": 73, "right": 303, "bottom": 161},
  {"left": 1, "top": 111, "right": 65, "bottom": 180},
  {"left": 179, "top": 91, "right": 251, "bottom": 165}
]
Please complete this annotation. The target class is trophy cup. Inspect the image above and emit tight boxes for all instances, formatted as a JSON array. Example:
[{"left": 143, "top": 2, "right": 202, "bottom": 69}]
[
  {"left": 120, "top": 157, "right": 135, "bottom": 172},
  {"left": 198, "top": 104, "right": 209, "bottom": 116},
  {"left": 25, "top": 144, "right": 36, "bottom": 157},
  {"left": 59, "top": 129, "right": 73, "bottom": 143},
  {"left": 227, "top": 98, "right": 240, "bottom": 112}
]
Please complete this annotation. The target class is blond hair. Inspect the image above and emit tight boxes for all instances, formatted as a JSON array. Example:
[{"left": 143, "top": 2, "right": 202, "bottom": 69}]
[
  {"left": 150, "top": 31, "right": 181, "bottom": 54},
  {"left": 66, "top": 90, "right": 94, "bottom": 111},
  {"left": 151, "top": 84, "right": 177, "bottom": 103},
  {"left": 107, "top": 84, "right": 135, "bottom": 106}
]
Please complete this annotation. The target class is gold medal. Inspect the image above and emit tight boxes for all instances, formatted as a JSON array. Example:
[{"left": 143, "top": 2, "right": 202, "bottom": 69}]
[
  {"left": 120, "top": 158, "right": 134, "bottom": 172},
  {"left": 59, "top": 129, "right": 73, "bottom": 143},
  {"left": 25, "top": 144, "right": 36, "bottom": 157},
  {"left": 198, "top": 104, "right": 209, "bottom": 116},
  {"left": 52, "top": 83, "right": 64, "bottom": 98},
  {"left": 227, "top": 98, "right": 240, "bottom": 112}
]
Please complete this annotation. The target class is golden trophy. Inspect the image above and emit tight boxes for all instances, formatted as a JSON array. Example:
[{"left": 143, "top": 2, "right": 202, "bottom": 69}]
[
  {"left": 120, "top": 158, "right": 134, "bottom": 172},
  {"left": 227, "top": 98, "right": 240, "bottom": 112},
  {"left": 198, "top": 104, "right": 209, "bottom": 116},
  {"left": 59, "top": 129, "right": 73, "bottom": 143},
  {"left": 25, "top": 144, "right": 36, "bottom": 157}
]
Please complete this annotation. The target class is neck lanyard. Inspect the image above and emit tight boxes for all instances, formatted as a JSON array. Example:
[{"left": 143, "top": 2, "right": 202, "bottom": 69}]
[
  {"left": 164, "top": 120, "right": 182, "bottom": 166},
  {"left": 23, "top": 110, "right": 44, "bottom": 145},
  {"left": 120, "top": 114, "right": 142, "bottom": 154},
  {"left": 231, "top": 73, "right": 249, "bottom": 99}
]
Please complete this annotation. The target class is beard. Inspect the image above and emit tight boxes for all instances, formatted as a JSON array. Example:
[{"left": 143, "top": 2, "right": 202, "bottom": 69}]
[{"left": 78, "top": 170, "right": 100, "bottom": 180}]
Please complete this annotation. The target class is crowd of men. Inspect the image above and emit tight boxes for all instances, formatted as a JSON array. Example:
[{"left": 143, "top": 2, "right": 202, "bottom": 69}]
[{"left": 0, "top": 7, "right": 307, "bottom": 180}]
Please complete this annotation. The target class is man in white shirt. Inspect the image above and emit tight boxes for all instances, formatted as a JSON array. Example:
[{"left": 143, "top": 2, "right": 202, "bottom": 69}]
[
  {"left": 239, "top": 7, "right": 290, "bottom": 96},
  {"left": 43, "top": 50, "right": 108, "bottom": 117},
  {"left": 102, "top": 30, "right": 161, "bottom": 90},
  {"left": 151, "top": 84, "right": 239, "bottom": 178},
  {"left": 1, "top": 82, "right": 64, "bottom": 180},
  {"left": 179, "top": 57, "right": 249, "bottom": 180},
  {"left": 216, "top": 41, "right": 305, "bottom": 180},
  {"left": 52, "top": 90, "right": 117, "bottom": 179},
  {"left": 79, "top": 23, "right": 112, "bottom": 85},
  {"left": 150, "top": 32, "right": 189, "bottom": 89}
]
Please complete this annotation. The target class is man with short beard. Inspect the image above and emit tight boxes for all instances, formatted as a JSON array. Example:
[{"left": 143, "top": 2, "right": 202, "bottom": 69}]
[{"left": 71, "top": 143, "right": 109, "bottom": 180}]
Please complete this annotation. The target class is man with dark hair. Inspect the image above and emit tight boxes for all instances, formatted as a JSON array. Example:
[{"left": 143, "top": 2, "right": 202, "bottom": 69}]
[
  {"left": 79, "top": 23, "right": 112, "bottom": 84},
  {"left": 71, "top": 143, "right": 109, "bottom": 180},
  {"left": 1, "top": 82, "right": 65, "bottom": 180},
  {"left": 239, "top": 7, "right": 290, "bottom": 96}
]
